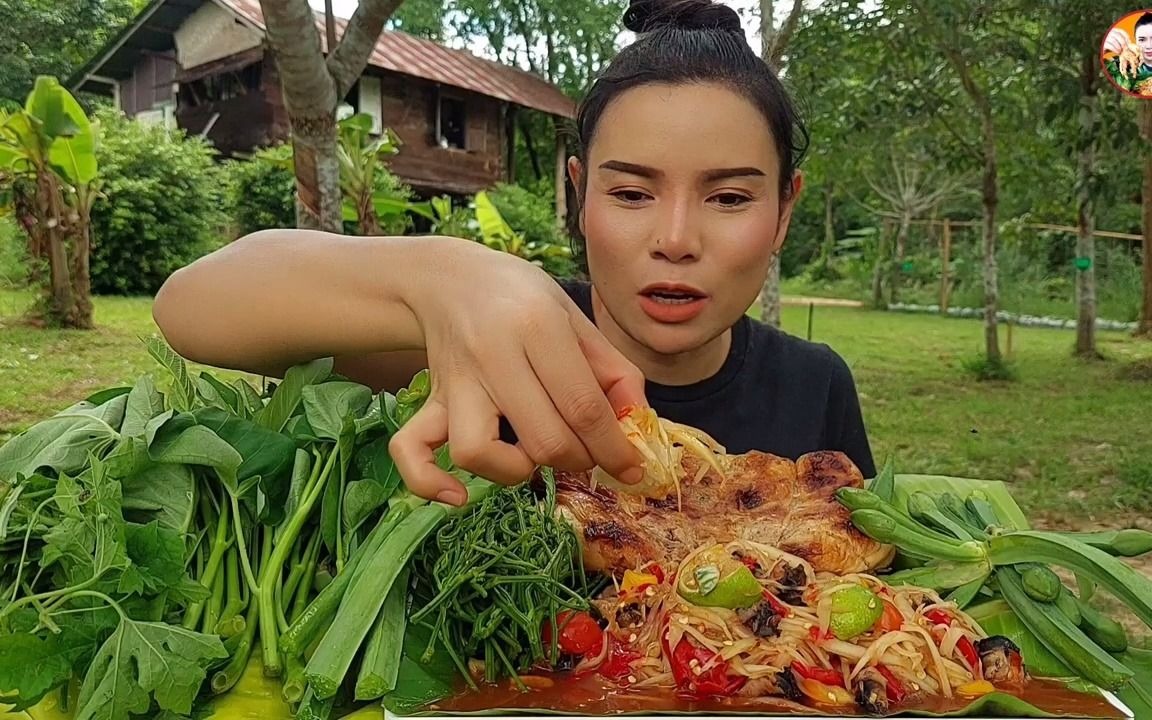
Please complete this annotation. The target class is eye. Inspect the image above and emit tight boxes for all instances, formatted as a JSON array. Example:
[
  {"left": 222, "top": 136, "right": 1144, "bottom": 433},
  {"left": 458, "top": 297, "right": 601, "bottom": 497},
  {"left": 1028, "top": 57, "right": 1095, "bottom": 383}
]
[
  {"left": 710, "top": 192, "right": 752, "bottom": 208},
  {"left": 610, "top": 189, "right": 651, "bottom": 204}
]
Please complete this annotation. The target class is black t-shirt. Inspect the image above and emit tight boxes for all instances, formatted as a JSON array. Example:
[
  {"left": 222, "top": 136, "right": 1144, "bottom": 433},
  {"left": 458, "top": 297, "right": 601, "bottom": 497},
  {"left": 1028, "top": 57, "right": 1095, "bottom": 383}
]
[{"left": 557, "top": 280, "right": 877, "bottom": 478}]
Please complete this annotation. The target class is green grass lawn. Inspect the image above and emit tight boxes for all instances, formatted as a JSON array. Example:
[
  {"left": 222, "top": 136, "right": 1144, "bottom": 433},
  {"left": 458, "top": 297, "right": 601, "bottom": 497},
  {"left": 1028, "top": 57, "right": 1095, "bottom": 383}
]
[{"left": 4, "top": 288, "right": 1152, "bottom": 521}]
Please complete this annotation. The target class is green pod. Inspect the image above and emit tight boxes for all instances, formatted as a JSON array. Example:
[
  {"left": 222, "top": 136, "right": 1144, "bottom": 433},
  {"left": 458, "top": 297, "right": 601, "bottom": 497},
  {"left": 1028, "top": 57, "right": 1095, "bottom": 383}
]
[
  {"left": 1077, "top": 598, "right": 1129, "bottom": 653},
  {"left": 885, "top": 560, "right": 991, "bottom": 590},
  {"left": 965, "top": 495, "right": 1003, "bottom": 533},
  {"left": 1019, "top": 563, "right": 1062, "bottom": 603},
  {"left": 1053, "top": 587, "right": 1081, "bottom": 626},
  {"left": 1057, "top": 529, "right": 1152, "bottom": 558},
  {"left": 946, "top": 576, "right": 987, "bottom": 609},
  {"left": 837, "top": 488, "right": 964, "bottom": 545},
  {"left": 995, "top": 567, "right": 1133, "bottom": 691},
  {"left": 868, "top": 455, "right": 896, "bottom": 502},
  {"left": 937, "top": 492, "right": 987, "bottom": 539},
  {"left": 908, "top": 492, "right": 976, "bottom": 541},
  {"left": 849, "top": 509, "right": 988, "bottom": 563},
  {"left": 988, "top": 531, "right": 1152, "bottom": 631}
]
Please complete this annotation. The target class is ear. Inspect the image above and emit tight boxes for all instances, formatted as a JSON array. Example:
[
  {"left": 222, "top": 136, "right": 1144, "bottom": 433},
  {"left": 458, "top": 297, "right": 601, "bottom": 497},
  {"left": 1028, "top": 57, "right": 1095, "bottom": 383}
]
[
  {"left": 771, "top": 170, "right": 805, "bottom": 254},
  {"left": 567, "top": 156, "right": 586, "bottom": 234}
]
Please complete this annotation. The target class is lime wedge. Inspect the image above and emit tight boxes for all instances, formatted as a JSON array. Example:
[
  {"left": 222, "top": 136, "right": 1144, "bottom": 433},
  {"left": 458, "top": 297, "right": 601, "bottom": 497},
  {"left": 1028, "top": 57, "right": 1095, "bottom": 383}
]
[
  {"left": 829, "top": 585, "right": 884, "bottom": 640},
  {"left": 678, "top": 563, "right": 762, "bottom": 609}
]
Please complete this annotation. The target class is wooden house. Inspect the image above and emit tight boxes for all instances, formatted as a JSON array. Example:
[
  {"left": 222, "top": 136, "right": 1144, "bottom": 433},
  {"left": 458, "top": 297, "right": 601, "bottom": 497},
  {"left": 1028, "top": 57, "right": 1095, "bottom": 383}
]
[{"left": 68, "top": 0, "right": 576, "bottom": 208}]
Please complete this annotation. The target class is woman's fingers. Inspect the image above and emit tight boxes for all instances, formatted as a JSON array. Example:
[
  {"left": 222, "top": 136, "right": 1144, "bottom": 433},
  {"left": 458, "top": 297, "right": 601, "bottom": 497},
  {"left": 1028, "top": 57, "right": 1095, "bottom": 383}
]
[
  {"left": 518, "top": 310, "right": 645, "bottom": 485},
  {"left": 388, "top": 395, "right": 468, "bottom": 504},
  {"left": 446, "top": 379, "right": 538, "bottom": 484},
  {"left": 567, "top": 305, "right": 649, "bottom": 413}
]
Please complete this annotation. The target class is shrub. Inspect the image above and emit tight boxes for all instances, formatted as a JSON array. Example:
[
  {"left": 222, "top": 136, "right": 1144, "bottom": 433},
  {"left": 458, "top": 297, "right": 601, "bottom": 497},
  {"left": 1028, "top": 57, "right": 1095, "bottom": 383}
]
[
  {"left": 0, "top": 218, "right": 28, "bottom": 289},
  {"left": 89, "top": 110, "right": 229, "bottom": 295},
  {"left": 227, "top": 145, "right": 297, "bottom": 236},
  {"left": 485, "top": 182, "right": 565, "bottom": 247}
]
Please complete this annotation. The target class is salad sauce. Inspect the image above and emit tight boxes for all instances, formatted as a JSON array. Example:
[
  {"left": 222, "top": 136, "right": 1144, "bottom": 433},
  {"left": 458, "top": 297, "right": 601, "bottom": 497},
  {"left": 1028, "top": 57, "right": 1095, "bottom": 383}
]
[{"left": 429, "top": 674, "right": 1126, "bottom": 717}]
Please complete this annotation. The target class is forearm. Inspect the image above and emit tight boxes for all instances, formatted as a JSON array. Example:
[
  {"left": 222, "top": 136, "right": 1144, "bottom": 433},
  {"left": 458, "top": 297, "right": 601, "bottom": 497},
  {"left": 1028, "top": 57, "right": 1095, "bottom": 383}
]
[{"left": 153, "top": 229, "right": 443, "bottom": 377}]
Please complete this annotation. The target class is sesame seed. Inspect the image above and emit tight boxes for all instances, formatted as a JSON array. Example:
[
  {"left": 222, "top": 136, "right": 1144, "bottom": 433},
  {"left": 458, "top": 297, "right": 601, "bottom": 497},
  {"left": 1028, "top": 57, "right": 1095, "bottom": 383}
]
[
  {"left": 723, "top": 640, "right": 733, "bottom": 646},
  {"left": 627, "top": 675, "right": 636, "bottom": 684},
  {"left": 628, "top": 633, "right": 637, "bottom": 643},
  {"left": 645, "top": 587, "right": 656, "bottom": 596},
  {"left": 679, "top": 617, "right": 690, "bottom": 624}
]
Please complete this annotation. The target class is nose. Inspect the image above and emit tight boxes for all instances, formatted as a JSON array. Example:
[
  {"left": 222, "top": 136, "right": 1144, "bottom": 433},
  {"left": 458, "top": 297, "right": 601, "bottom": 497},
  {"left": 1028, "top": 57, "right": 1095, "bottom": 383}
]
[{"left": 648, "top": 195, "right": 701, "bottom": 263}]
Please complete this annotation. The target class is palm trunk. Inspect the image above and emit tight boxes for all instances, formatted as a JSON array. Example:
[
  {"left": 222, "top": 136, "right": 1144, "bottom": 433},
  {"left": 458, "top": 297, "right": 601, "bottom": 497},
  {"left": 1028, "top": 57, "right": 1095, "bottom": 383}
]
[
  {"left": 291, "top": 119, "right": 343, "bottom": 231},
  {"left": 1074, "top": 49, "right": 1098, "bottom": 357},
  {"left": 760, "top": 261, "right": 781, "bottom": 327},
  {"left": 71, "top": 220, "right": 94, "bottom": 329},
  {"left": 1140, "top": 101, "right": 1152, "bottom": 337},
  {"left": 872, "top": 220, "right": 891, "bottom": 310}
]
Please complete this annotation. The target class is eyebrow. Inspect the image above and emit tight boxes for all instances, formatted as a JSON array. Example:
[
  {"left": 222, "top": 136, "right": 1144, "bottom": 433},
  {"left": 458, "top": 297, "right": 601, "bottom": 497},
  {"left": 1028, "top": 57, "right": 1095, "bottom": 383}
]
[{"left": 598, "top": 160, "right": 766, "bottom": 182}]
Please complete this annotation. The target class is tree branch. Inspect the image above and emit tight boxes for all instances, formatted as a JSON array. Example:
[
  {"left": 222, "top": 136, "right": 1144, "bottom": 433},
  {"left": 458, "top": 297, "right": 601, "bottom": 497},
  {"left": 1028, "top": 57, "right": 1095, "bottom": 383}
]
[
  {"left": 769, "top": 0, "right": 804, "bottom": 67},
  {"left": 327, "top": 0, "right": 406, "bottom": 98},
  {"left": 259, "top": 0, "right": 336, "bottom": 116}
]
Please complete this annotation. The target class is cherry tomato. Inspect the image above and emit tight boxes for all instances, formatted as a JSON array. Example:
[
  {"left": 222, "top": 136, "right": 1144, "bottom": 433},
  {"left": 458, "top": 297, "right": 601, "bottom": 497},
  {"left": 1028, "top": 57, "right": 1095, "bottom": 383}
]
[
  {"left": 543, "top": 611, "right": 605, "bottom": 656},
  {"left": 874, "top": 600, "right": 904, "bottom": 633}
]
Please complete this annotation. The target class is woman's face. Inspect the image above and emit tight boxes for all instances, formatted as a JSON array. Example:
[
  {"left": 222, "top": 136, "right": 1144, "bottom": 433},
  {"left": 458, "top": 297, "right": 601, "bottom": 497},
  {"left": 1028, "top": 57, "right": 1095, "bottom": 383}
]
[
  {"left": 1138, "top": 24, "right": 1152, "bottom": 64},
  {"left": 571, "top": 82, "right": 801, "bottom": 360}
]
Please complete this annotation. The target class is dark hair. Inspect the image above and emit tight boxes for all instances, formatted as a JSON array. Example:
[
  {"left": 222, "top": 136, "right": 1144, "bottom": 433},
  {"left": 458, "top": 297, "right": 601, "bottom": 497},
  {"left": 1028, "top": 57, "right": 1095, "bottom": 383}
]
[
  {"left": 566, "top": 0, "right": 810, "bottom": 253},
  {"left": 1137, "top": 12, "right": 1152, "bottom": 34}
]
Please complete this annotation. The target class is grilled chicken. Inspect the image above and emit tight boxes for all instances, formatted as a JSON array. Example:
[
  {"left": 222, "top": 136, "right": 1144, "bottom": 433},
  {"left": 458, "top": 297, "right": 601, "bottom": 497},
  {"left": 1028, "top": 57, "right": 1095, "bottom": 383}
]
[{"left": 549, "top": 450, "right": 894, "bottom": 575}]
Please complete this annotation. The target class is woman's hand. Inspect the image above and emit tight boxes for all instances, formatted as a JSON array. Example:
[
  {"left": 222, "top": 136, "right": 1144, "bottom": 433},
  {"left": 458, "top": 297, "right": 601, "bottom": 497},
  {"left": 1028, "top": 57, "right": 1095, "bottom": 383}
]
[
  {"left": 388, "top": 239, "right": 647, "bottom": 505},
  {"left": 1104, "top": 27, "right": 1131, "bottom": 55}
]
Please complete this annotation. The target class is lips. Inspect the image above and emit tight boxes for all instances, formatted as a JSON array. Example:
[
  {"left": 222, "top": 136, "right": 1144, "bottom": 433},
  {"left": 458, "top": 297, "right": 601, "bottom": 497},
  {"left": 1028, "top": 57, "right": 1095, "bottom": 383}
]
[{"left": 638, "top": 283, "right": 709, "bottom": 323}]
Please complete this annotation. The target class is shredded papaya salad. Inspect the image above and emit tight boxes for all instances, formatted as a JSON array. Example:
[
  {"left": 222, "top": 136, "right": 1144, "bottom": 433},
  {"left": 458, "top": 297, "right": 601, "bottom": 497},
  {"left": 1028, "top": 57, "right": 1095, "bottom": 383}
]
[{"left": 569, "top": 540, "right": 1027, "bottom": 715}]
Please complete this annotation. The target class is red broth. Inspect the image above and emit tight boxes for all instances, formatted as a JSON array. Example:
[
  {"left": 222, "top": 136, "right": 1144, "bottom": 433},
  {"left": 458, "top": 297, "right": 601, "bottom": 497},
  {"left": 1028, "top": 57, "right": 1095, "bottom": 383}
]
[{"left": 428, "top": 673, "right": 1125, "bottom": 718}]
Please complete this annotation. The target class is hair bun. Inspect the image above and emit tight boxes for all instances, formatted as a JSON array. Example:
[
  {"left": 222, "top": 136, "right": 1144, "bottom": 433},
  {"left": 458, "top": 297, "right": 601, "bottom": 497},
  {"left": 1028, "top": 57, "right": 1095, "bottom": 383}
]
[{"left": 623, "top": 0, "right": 743, "bottom": 35}]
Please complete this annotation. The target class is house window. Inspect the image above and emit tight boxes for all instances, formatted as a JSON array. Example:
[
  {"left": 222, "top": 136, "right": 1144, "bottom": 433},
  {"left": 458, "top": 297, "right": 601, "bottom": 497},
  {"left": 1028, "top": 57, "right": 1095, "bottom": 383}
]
[
  {"left": 437, "top": 95, "right": 466, "bottom": 150},
  {"left": 178, "top": 64, "right": 261, "bottom": 108}
]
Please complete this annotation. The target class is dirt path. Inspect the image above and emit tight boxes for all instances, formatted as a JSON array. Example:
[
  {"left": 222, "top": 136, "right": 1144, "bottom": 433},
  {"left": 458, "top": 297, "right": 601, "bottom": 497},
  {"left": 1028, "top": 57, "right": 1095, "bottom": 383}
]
[{"left": 780, "top": 295, "right": 864, "bottom": 307}]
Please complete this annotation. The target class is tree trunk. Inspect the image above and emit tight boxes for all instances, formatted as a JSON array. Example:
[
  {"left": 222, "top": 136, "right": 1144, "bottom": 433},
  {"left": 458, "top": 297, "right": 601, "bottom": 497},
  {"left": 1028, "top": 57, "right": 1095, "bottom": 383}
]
[
  {"left": 871, "top": 219, "right": 892, "bottom": 310},
  {"left": 259, "top": 0, "right": 404, "bottom": 233},
  {"left": 890, "top": 212, "right": 910, "bottom": 304},
  {"left": 1074, "top": 48, "right": 1099, "bottom": 357},
  {"left": 821, "top": 181, "right": 835, "bottom": 262},
  {"left": 979, "top": 115, "right": 1001, "bottom": 363},
  {"left": 758, "top": 0, "right": 781, "bottom": 327},
  {"left": 1140, "top": 101, "right": 1152, "bottom": 337}
]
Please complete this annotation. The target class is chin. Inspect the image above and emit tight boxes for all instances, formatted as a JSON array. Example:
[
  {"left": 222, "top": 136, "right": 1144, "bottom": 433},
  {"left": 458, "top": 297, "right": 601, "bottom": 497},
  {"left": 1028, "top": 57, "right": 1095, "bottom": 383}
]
[{"left": 631, "top": 318, "right": 720, "bottom": 356}]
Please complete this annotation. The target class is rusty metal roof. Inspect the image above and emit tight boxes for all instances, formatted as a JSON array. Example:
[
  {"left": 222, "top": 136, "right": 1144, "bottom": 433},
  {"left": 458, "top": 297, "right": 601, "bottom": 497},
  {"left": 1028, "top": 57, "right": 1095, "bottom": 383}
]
[{"left": 219, "top": 0, "right": 575, "bottom": 118}]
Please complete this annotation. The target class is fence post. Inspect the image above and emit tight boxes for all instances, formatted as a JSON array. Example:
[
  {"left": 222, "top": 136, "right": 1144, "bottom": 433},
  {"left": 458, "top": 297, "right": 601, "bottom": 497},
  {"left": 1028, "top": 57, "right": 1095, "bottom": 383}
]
[{"left": 807, "top": 302, "right": 815, "bottom": 340}]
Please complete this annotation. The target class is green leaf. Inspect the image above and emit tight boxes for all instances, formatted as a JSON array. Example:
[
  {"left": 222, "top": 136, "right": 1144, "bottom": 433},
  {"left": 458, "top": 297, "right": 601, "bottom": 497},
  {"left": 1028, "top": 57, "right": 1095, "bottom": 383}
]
[
  {"left": 119, "top": 461, "right": 195, "bottom": 534},
  {"left": 1114, "top": 648, "right": 1152, "bottom": 718},
  {"left": 382, "top": 622, "right": 460, "bottom": 714},
  {"left": 74, "top": 617, "right": 227, "bottom": 720},
  {"left": 144, "top": 337, "right": 197, "bottom": 412},
  {"left": 302, "top": 382, "right": 373, "bottom": 441},
  {"left": 147, "top": 416, "right": 242, "bottom": 494},
  {"left": 60, "top": 394, "right": 129, "bottom": 433},
  {"left": 118, "top": 521, "right": 188, "bottom": 597},
  {"left": 0, "top": 633, "right": 74, "bottom": 710},
  {"left": 121, "top": 376, "right": 165, "bottom": 438},
  {"left": 85, "top": 387, "right": 132, "bottom": 406},
  {"left": 25, "top": 77, "right": 78, "bottom": 140},
  {"left": 41, "top": 461, "right": 129, "bottom": 586},
  {"left": 474, "top": 190, "right": 516, "bottom": 248},
  {"left": 0, "top": 412, "right": 118, "bottom": 481},
  {"left": 189, "top": 408, "right": 295, "bottom": 522},
  {"left": 255, "top": 358, "right": 333, "bottom": 433},
  {"left": 47, "top": 80, "right": 97, "bottom": 186}
]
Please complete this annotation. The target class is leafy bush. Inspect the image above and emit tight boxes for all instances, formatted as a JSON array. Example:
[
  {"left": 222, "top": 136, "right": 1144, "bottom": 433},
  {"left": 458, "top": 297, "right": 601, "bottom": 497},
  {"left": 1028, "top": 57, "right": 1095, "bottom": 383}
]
[
  {"left": 0, "top": 217, "right": 28, "bottom": 289},
  {"left": 226, "top": 141, "right": 416, "bottom": 236},
  {"left": 89, "top": 110, "right": 230, "bottom": 295},
  {"left": 227, "top": 145, "right": 296, "bottom": 236},
  {"left": 485, "top": 183, "right": 565, "bottom": 247}
]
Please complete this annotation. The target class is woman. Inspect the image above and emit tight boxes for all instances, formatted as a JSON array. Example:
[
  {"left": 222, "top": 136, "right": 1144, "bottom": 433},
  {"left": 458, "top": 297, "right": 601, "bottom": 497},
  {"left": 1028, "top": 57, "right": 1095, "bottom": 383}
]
[{"left": 153, "top": 0, "right": 875, "bottom": 507}]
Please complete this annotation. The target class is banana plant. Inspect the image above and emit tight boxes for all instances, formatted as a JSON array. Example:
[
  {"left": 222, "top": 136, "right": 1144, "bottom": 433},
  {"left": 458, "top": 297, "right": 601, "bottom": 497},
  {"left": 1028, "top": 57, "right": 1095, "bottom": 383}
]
[
  {"left": 473, "top": 191, "right": 572, "bottom": 269},
  {"left": 336, "top": 113, "right": 432, "bottom": 234},
  {"left": 0, "top": 77, "right": 99, "bottom": 328}
]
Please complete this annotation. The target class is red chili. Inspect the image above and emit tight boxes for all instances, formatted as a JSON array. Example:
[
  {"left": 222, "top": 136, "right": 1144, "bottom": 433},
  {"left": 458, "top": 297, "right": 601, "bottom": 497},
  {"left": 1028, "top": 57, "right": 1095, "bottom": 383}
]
[
  {"left": 665, "top": 635, "right": 746, "bottom": 697},
  {"left": 600, "top": 638, "right": 641, "bottom": 681},
  {"left": 791, "top": 661, "right": 843, "bottom": 688},
  {"left": 875, "top": 665, "right": 908, "bottom": 704},
  {"left": 808, "top": 626, "right": 833, "bottom": 642},
  {"left": 957, "top": 636, "right": 980, "bottom": 674},
  {"left": 924, "top": 609, "right": 953, "bottom": 626},
  {"left": 649, "top": 564, "right": 666, "bottom": 585},
  {"left": 762, "top": 590, "right": 792, "bottom": 618}
]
